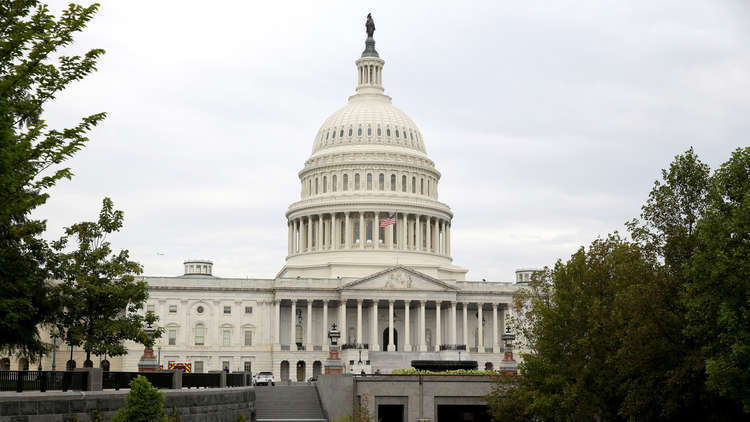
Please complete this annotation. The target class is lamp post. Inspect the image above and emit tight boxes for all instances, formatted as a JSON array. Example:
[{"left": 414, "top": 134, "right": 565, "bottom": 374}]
[
  {"left": 499, "top": 326, "right": 518, "bottom": 375},
  {"left": 137, "top": 322, "right": 159, "bottom": 372},
  {"left": 157, "top": 345, "right": 161, "bottom": 369},
  {"left": 324, "top": 323, "right": 344, "bottom": 375},
  {"left": 50, "top": 329, "right": 59, "bottom": 371}
]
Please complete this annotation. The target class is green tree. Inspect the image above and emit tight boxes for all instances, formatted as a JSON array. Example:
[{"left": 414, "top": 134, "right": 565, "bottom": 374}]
[
  {"left": 0, "top": 1, "right": 105, "bottom": 356},
  {"left": 685, "top": 147, "right": 750, "bottom": 411},
  {"left": 111, "top": 375, "right": 168, "bottom": 422},
  {"left": 49, "top": 198, "right": 160, "bottom": 366}
]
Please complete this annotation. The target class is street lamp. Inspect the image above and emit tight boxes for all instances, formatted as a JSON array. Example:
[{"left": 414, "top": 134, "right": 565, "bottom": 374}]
[
  {"left": 50, "top": 328, "right": 59, "bottom": 372},
  {"left": 328, "top": 323, "right": 340, "bottom": 347}
]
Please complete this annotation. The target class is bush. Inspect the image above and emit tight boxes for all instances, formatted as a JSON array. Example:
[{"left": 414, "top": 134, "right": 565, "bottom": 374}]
[
  {"left": 391, "top": 368, "right": 497, "bottom": 376},
  {"left": 111, "top": 375, "right": 168, "bottom": 422}
]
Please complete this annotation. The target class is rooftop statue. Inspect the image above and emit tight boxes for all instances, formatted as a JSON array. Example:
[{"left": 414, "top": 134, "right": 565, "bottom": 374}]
[{"left": 366, "top": 13, "right": 375, "bottom": 38}]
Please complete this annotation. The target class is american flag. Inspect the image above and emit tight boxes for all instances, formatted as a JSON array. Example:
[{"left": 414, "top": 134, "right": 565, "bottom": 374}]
[{"left": 380, "top": 213, "right": 396, "bottom": 228}]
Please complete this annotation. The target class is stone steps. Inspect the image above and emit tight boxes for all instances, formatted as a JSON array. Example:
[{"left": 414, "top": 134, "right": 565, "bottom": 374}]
[{"left": 255, "top": 384, "right": 326, "bottom": 422}]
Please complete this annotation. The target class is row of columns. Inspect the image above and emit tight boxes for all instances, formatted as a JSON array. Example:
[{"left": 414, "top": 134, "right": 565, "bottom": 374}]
[
  {"left": 287, "top": 212, "right": 451, "bottom": 256},
  {"left": 274, "top": 299, "right": 506, "bottom": 352}
]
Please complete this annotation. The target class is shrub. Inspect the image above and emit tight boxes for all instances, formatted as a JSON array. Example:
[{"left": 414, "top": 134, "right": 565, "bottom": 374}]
[
  {"left": 391, "top": 368, "right": 497, "bottom": 376},
  {"left": 111, "top": 375, "right": 167, "bottom": 422}
]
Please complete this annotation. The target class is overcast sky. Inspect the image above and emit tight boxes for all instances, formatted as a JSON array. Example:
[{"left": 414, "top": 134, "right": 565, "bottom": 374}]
[{"left": 38, "top": 0, "right": 749, "bottom": 281}]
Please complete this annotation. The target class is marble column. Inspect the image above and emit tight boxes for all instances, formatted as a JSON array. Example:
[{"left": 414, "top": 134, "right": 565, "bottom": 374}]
[
  {"left": 477, "top": 303, "right": 484, "bottom": 352},
  {"left": 371, "top": 300, "right": 379, "bottom": 350},
  {"left": 462, "top": 302, "right": 468, "bottom": 350},
  {"left": 426, "top": 216, "right": 431, "bottom": 252},
  {"left": 356, "top": 299, "right": 363, "bottom": 345},
  {"left": 404, "top": 301, "right": 411, "bottom": 352},
  {"left": 306, "top": 300, "right": 313, "bottom": 350},
  {"left": 419, "top": 300, "right": 427, "bottom": 352},
  {"left": 339, "top": 300, "right": 347, "bottom": 345},
  {"left": 307, "top": 217, "right": 312, "bottom": 251},
  {"left": 332, "top": 213, "right": 337, "bottom": 250},
  {"left": 322, "top": 300, "right": 329, "bottom": 348},
  {"left": 317, "top": 214, "right": 323, "bottom": 251},
  {"left": 287, "top": 221, "right": 292, "bottom": 255},
  {"left": 344, "top": 212, "right": 351, "bottom": 249},
  {"left": 435, "top": 301, "right": 441, "bottom": 351},
  {"left": 451, "top": 301, "right": 457, "bottom": 346},
  {"left": 274, "top": 300, "right": 281, "bottom": 346},
  {"left": 416, "top": 216, "right": 422, "bottom": 251},
  {"left": 401, "top": 213, "right": 407, "bottom": 250},
  {"left": 388, "top": 300, "right": 395, "bottom": 351},
  {"left": 388, "top": 215, "right": 394, "bottom": 250},
  {"left": 359, "top": 213, "right": 365, "bottom": 249},
  {"left": 290, "top": 300, "right": 296, "bottom": 349},
  {"left": 447, "top": 222, "right": 451, "bottom": 255},
  {"left": 492, "top": 303, "right": 500, "bottom": 353},
  {"left": 372, "top": 212, "right": 378, "bottom": 249}
]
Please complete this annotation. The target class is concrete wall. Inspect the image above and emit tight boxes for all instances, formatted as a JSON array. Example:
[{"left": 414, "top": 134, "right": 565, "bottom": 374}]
[
  {"left": 316, "top": 374, "right": 494, "bottom": 422},
  {"left": 0, "top": 387, "right": 255, "bottom": 422}
]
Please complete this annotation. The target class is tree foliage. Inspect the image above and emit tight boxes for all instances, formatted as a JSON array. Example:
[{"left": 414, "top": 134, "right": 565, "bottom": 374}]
[
  {"left": 111, "top": 375, "right": 168, "bottom": 422},
  {"left": 0, "top": 1, "right": 105, "bottom": 357},
  {"left": 49, "top": 197, "right": 161, "bottom": 364},
  {"left": 486, "top": 148, "right": 750, "bottom": 420}
]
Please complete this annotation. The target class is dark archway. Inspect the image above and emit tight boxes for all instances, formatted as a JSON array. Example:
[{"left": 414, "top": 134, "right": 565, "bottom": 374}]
[
  {"left": 382, "top": 328, "right": 398, "bottom": 351},
  {"left": 296, "top": 360, "right": 306, "bottom": 382},
  {"left": 18, "top": 358, "right": 29, "bottom": 371},
  {"left": 0, "top": 358, "right": 9, "bottom": 370},
  {"left": 280, "top": 360, "right": 290, "bottom": 381},
  {"left": 312, "top": 361, "right": 322, "bottom": 378},
  {"left": 484, "top": 362, "right": 494, "bottom": 371}
]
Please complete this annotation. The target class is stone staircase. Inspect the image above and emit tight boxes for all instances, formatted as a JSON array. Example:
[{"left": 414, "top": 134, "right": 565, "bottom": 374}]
[{"left": 255, "top": 384, "right": 327, "bottom": 422}]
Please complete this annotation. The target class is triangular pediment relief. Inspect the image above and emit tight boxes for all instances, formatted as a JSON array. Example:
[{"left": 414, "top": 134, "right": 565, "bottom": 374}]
[{"left": 342, "top": 266, "right": 458, "bottom": 292}]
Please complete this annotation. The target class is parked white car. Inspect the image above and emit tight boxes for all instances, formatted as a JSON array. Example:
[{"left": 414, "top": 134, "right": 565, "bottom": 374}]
[{"left": 254, "top": 371, "right": 275, "bottom": 386}]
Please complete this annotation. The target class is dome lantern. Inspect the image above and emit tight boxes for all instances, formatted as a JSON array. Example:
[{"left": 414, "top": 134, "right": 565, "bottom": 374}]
[{"left": 356, "top": 14, "right": 385, "bottom": 96}]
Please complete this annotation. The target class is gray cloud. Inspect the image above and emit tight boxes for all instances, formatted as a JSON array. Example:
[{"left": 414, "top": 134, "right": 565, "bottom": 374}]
[{"left": 37, "top": 0, "right": 750, "bottom": 281}]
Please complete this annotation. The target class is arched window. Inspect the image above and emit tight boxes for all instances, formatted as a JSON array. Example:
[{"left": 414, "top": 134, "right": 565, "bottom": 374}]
[
  {"left": 377, "top": 127, "right": 381, "bottom": 136},
  {"left": 390, "top": 174, "right": 396, "bottom": 191},
  {"left": 386, "top": 128, "right": 391, "bottom": 137},
  {"left": 395, "top": 129, "right": 399, "bottom": 138},
  {"left": 315, "top": 178, "right": 319, "bottom": 194},
  {"left": 412, "top": 177, "right": 416, "bottom": 193},
  {"left": 367, "top": 173, "right": 373, "bottom": 190},
  {"left": 358, "top": 128, "right": 362, "bottom": 136},
  {"left": 323, "top": 176, "right": 327, "bottom": 193},
  {"left": 340, "top": 129, "right": 344, "bottom": 137},
  {"left": 420, "top": 178, "right": 424, "bottom": 195},
  {"left": 367, "top": 127, "right": 372, "bottom": 136},
  {"left": 378, "top": 173, "right": 384, "bottom": 190},
  {"left": 332, "top": 175, "right": 337, "bottom": 192},
  {"left": 349, "top": 128, "right": 353, "bottom": 136},
  {"left": 355, "top": 173, "right": 361, "bottom": 190},
  {"left": 427, "top": 179, "right": 430, "bottom": 196},
  {"left": 332, "top": 130, "right": 335, "bottom": 139},
  {"left": 343, "top": 174, "right": 349, "bottom": 191},
  {"left": 401, "top": 175, "right": 407, "bottom": 192},
  {"left": 195, "top": 324, "right": 205, "bottom": 346}
]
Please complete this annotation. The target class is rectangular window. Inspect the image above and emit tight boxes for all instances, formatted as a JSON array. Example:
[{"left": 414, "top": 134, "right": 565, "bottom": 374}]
[
  {"left": 244, "top": 330, "right": 253, "bottom": 346},
  {"left": 222, "top": 329, "right": 231, "bottom": 346},
  {"left": 169, "top": 305, "right": 177, "bottom": 314},
  {"left": 379, "top": 226, "right": 384, "bottom": 243},
  {"left": 366, "top": 221, "right": 373, "bottom": 242},
  {"left": 332, "top": 175, "right": 337, "bottom": 192},
  {"left": 194, "top": 361, "right": 204, "bottom": 373},
  {"left": 355, "top": 173, "right": 360, "bottom": 190},
  {"left": 195, "top": 326, "right": 205, "bottom": 345},
  {"left": 223, "top": 306, "right": 231, "bottom": 314},
  {"left": 323, "top": 176, "right": 327, "bottom": 193},
  {"left": 245, "top": 306, "right": 253, "bottom": 314},
  {"left": 244, "top": 362, "right": 252, "bottom": 372},
  {"left": 367, "top": 173, "right": 372, "bottom": 190},
  {"left": 168, "top": 329, "right": 176, "bottom": 345},
  {"left": 343, "top": 174, "right": 349, "bottom": 191},
  {"left": 146, "top": 304, "right": 155, "bottom": 313},
  {"left": 354, "top": 222, "right": 360, "bottom": 244},
  {"left": 222, "top": 361, "right": 230, "bottom": 371}
]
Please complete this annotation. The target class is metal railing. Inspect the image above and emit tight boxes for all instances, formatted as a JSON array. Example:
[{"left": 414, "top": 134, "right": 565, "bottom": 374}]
[
  {"left": 226, "top": 373, "right": 251, "bottom": 387},
  {"left": 102, "top": 371, "right": 173, "bottom": 390},
  {"left": 183, "top": 372, "right": 221, "bottom": 389},
  {"left": 0, "top": 371, "right": 87, "bottom": 392}
]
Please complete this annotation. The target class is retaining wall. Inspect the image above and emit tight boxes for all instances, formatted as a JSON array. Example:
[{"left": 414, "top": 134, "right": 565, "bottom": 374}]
[{"left": 0, "top": 387, "right": 255, "bottom": 422}]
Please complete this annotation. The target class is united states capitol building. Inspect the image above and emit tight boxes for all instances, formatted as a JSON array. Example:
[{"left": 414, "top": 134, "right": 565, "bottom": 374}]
[{"left": 122, "top": 23, "right": 535, "bottom": 381}]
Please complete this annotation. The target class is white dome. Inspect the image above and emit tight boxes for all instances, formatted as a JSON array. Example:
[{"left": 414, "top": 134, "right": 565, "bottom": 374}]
[{"left": 312, "top": 94, "right": 426, "bottom": 155}]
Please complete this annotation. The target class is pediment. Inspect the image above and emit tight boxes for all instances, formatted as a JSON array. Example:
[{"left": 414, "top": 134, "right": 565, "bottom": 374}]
[{"left": 342, "top": 266, "right": 458, "bottom": 292}]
